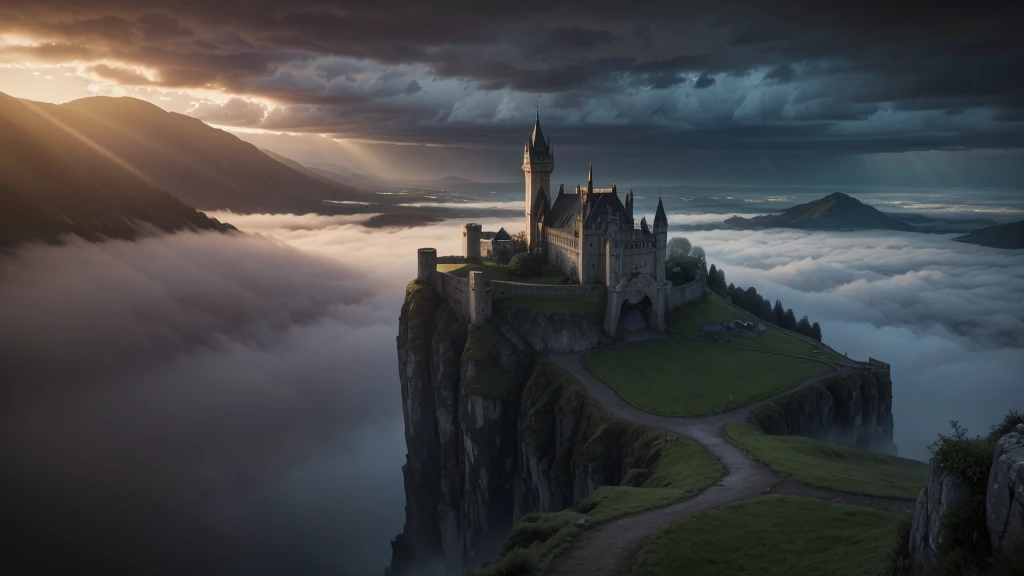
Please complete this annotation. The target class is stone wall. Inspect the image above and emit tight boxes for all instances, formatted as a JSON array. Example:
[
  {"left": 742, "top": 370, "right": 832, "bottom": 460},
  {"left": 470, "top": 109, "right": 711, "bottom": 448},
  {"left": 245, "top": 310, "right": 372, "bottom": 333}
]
[
  {"left": 431, "top": 272, "right": 470, "bottom": 319},
  {"left": 491, "top": 281, "right": 606, "bottom": 302},
  {"left": 667, "top": 277, "right": 704, "bottom": 310}
]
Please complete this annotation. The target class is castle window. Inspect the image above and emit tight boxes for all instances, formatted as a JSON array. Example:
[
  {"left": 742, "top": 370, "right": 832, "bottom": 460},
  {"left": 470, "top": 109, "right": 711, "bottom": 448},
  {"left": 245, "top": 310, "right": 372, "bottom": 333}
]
[{"left": 589, "top": 243, "right": 593, "bottom": 248}]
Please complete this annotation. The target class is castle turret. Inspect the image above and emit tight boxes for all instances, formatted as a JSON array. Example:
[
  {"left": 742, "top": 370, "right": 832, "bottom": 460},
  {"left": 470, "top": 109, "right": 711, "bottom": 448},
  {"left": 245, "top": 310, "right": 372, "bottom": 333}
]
[
  {"left": 625, "top": 190, "right": 635, "bottom": 228},
  {"left": 523, "top": 112, "right": 554, "bottom": 253},
  {"left": 654, "top": 197, "right": 668, "bottom": 282},
  {"left": 417, "top": 248, "right": 437, "bottom": 282},
  {"left": 463, "top": 223, "right": 482, "bottom": 259}
]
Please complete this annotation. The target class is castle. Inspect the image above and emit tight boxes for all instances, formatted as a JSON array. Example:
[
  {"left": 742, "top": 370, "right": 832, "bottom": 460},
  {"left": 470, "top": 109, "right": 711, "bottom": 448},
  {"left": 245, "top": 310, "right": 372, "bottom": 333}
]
[{"left": 456, "top": 114, "right": 673, "bottom": 334}]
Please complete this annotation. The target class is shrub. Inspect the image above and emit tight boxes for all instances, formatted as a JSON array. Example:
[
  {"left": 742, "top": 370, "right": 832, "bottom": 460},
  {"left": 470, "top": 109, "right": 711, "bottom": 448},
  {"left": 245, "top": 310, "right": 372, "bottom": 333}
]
[
  {"left": 988, "top": 410, "right": 1024, "bottom": 441},
  {"left": 928, "top": 421, "right": 994, "bottom": 491},
  {"left": 939, "top": 496, "right": 990, "bottom": 562},
  {"left": 471, "top": 548, "right": 537, "bottom": 576},
  {"left": 508, "top": 253, "right": 536, "bottom": 278},
  {"left": 880, "top": 514, "right": 915, "bottom": 576}
]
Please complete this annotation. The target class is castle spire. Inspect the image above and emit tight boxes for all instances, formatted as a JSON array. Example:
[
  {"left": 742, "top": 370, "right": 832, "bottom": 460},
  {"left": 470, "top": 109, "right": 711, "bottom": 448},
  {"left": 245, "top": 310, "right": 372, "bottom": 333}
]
[
  {"left": 654, "top": 196, "right": 668, "bottom": 228},
  {"left": 587, "top": 162, "right": 593, "bottom": 189}
]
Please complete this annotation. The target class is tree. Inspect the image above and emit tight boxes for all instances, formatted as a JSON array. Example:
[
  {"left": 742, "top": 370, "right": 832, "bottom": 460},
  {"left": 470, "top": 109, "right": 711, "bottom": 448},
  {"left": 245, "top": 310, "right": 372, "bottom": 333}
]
[
  {"left": 667, "top": 236, "right": 692, "bottom": 259},
  {"left": 811, "top": 322, "right": 823, "bottom": 341},
  {"left": 707, "top": 264, "right": 718, "bottom": 287},
  {"left": 690, "top": 246, "right": 706, "bottom": 260},
  {"left": 797, "top": 316, "right": 812, "bottom": 335},
  {"left": 511, "top": 231, "right": 528, "bottom": 255},
  {"left": 507, "top": 252, "right": 535, "bottom": 278},
  {"left": 784, "top": 308, "right": 797, "bottom": 330},
  {"left": 773, "top": 300, "right": 785, "bottom": 326}
]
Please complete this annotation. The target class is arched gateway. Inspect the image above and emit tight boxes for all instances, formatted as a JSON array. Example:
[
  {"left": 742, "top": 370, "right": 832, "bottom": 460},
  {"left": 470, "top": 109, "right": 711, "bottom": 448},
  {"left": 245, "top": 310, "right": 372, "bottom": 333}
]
[{"left": 604, "top": 272, "right": 667, "bottom": 334}]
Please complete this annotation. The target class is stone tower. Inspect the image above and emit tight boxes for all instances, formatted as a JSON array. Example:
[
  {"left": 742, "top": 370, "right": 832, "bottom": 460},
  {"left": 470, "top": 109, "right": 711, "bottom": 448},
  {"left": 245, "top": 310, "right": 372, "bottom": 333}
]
[{"left": 522, "top": 112, "right": 553, "bottom": 253}]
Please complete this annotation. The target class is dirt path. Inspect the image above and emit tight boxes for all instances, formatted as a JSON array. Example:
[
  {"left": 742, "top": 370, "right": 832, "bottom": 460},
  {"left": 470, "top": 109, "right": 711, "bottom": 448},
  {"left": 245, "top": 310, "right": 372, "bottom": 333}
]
[{"left": 546, "top": 347, "right": 913, "bottom": 576}]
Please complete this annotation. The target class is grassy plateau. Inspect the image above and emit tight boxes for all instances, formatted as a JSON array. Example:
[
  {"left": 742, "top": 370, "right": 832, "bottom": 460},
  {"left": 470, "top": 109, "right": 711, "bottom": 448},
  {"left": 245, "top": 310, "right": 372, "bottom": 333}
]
[
  {"left": 726, "top": 423, "right": 928, "bottom": 499},
  {"left": 588, "top": 337, "right": 832, "bottom": 417},
  {"left": 668, "top": 293, "right": 848, "bottom": 363},
  {"left": 631, "top": 495, "right": 905, "bottom": 576}
]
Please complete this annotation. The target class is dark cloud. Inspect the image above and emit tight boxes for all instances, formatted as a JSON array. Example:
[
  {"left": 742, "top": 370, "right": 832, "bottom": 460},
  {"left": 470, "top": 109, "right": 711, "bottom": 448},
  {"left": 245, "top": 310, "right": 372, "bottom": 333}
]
[
  {"left": 2, "top": 0, "right": 1023, "bottom": 152},
  {"left": 694, "top": 71, "right": 716, "bottom": 89},
  {"left": 402, "top": 79, "right": 422, "bottom": 95}
]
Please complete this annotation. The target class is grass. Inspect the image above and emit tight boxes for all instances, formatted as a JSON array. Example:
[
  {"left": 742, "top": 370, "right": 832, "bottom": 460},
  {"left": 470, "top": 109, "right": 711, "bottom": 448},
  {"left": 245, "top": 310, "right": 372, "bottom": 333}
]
[
  {"left": 668, "top": 292, "right": 848, "bottom": 363},
  {"left": 494, "top": 296, "right": 606, "bottom": 314},
  {"left": 631, "top": 495, "right": 905, "bottom": 576},
  {"left": 440, "top": 260, "right": 568, "bottom": 284},
  {"left": 588, "top": 337, "right": 832, "bottom": 417},
  {"left": 725, "top": 423, "right": 928, "bottom": 499}
]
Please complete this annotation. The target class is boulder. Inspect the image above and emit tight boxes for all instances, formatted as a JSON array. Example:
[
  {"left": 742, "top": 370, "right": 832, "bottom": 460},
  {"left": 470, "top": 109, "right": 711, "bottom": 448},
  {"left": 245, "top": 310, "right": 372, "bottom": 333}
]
[
  {"left": 909, "top": 459, "right": 973, "bottom": 567},
  {"left": 987, "top": 424, "right": 1024, "bottom": 558}
]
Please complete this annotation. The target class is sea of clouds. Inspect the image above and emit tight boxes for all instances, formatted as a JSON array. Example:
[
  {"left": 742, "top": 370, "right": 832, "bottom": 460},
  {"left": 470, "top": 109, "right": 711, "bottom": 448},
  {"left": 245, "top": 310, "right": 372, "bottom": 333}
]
[
  {"left": 1, "top": 211, "right": 1020, "bottom": 575},
  {"left": 682, "top": 228, "right": 1024, "bottom": 459},
  {"left": 0, "top": 214, "right": 517, "bottom": 576}
]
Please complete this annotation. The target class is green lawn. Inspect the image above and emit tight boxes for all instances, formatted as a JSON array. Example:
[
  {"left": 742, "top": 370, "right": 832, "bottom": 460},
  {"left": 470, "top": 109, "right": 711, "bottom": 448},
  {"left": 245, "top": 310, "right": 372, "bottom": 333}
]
[
  {"left": 494, "top": 295, "right": 605, "bottom": 314},
  {"left": 588, "top": 338, "right": 832, "bottom": 417},
  {"left": 725, "top": 423, "right": 928, "bottom": 499},
  {"left": 631, "top": 495, "right": 905, "bottom": 576},
  {"left": 439, "top": 260, "right": 568, "bottom": 284},
  {"left": 668, "top": 293, "right": 848, "bottom": 363}
]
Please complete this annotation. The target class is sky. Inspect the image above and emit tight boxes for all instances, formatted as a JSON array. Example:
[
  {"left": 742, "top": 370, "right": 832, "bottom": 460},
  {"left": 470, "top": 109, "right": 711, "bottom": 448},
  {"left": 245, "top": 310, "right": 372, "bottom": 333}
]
[{"left": 2, "top": 0, "right": 1024, "bottom": 183}]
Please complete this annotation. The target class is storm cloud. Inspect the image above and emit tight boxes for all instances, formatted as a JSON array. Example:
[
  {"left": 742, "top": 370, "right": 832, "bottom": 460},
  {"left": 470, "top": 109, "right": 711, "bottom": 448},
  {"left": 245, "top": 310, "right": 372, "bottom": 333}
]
[
  {"left": 2, "top": 0, "right": 1023, "bottom": 153},
  {"left": 682, "top": 227, "right": 1024, "bottom": 460}
]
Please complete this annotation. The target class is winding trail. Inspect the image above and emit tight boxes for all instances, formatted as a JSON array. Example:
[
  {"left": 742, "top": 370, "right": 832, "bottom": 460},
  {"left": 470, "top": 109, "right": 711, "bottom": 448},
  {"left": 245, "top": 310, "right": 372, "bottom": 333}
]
[{"left": 546, "top": 344, "right": 914, "bottom": 576}]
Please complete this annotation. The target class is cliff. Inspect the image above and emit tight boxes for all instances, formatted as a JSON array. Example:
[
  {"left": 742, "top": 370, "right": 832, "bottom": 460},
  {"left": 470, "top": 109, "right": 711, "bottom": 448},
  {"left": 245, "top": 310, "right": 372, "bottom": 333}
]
[
  {"left": 745, "top": 370, "right": 896, "bottom": 453},
  {"left": 390, "top": 281, "right": 901, "bottom": 574}
]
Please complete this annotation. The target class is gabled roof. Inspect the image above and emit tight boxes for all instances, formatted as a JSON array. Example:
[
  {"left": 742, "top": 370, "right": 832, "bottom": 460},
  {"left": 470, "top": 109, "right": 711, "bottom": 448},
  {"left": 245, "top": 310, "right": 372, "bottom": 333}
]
[
  {"left": 548, "top": 189, "right": 580, "bottom": 229},
  {"left": 493, "top": 227, "right": 512, "bottom": 241},
  {"left": 584, "top": 191, "right": 629, "bottom": 229}
]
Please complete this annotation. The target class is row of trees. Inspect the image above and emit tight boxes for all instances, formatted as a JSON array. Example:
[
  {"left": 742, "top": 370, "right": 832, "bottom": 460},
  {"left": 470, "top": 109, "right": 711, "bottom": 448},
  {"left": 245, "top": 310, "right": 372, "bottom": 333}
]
[{"left": 707, "top": 263, "right": 823, "bottom": 342}]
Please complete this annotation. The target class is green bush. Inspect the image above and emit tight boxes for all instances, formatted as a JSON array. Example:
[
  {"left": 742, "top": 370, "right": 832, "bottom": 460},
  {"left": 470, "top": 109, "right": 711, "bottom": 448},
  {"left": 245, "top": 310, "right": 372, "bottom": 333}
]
[
  {"left": 988, "top": 410, "right": 1024, "bottom": 441},
  {"left": 939, "top": 497, "right": 990, "bottom": 563},
  {"left": 508, "top": 253, "right": 536, "bottom": 278},
  {"left": 471, "top": 548, "right": 537, "bottom": 576},
  {"left": 880, "top": 514, "right": 915, "bottom": 576},
  {"left": 928, "top": 421, "right": 994, "bottom": 491}
]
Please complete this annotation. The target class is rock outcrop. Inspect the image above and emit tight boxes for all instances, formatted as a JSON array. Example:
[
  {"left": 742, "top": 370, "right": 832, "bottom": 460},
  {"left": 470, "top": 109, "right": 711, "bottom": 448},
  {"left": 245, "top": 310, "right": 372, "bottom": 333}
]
[
  {"left": 746, "top": 370, "right": 896, "bottom": 453},
  {"left": 987, "top": 424, "right": 1024, "bottom": 558},
  {"left": 909, "top": 459, "right": 974, "bottom": 567}
]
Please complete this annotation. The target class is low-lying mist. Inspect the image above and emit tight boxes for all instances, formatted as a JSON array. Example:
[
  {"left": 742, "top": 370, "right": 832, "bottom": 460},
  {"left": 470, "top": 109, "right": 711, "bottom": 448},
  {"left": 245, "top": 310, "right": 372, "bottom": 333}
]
[
  {"left": 684, "top": 228, "right": 1024, "bottom": 459},
  {"left": 0, "top": 215, "right": 514, "bottom": 576}
]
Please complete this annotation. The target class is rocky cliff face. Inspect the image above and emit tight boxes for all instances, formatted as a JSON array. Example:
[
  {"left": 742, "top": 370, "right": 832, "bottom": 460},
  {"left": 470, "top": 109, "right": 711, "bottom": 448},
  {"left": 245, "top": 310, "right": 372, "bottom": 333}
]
[
  {"left": 746, "top": 370, "right": 896, "bottom": 453},
  {"left": 909, "top": 459, "right": 974, "bottom": 567},
  {"left": 492, "top": 306, "right": 610, "bottom": 353},
  {"left": 987, "top": 424, "right": 1024, "bottom": 558}
]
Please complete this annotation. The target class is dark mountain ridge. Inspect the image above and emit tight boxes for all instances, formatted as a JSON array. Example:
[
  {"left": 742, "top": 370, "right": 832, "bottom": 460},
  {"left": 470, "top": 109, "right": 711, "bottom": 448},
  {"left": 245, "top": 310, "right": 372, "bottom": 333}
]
[
  {"left": 0, "top": 93, "right": 234, "bottom": 249},
  {"left": 954, "top": 220, "right": 1024, "bottom": 249},
  {"left": 56, "top": 96, "right": 368, "bottom": 213},
  {"left": 725, "top": 192, "right": 916, "bottom": 232}
]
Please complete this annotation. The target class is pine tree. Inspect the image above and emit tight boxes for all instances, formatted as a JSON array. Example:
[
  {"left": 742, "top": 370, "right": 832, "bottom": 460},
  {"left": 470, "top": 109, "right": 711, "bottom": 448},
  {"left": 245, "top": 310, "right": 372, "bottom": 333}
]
[
  {"left": 784, "top": 309, "right": 797, "bottom": 330},
  {"left": 773, "top": 300, "right": 785, "bottom": 325},
  {"left": 811, "top": 322, "right": 823, "bottom": 341}
]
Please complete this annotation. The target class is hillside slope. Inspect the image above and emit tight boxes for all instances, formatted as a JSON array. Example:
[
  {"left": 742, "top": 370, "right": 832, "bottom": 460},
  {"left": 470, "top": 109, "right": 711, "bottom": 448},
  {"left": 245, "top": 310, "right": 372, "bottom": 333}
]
[
  {"left": 726, "top": 192, "right": 915, "bottom": 231},
  {"left": 954, "top": 219, "right": 1024, "bottom": 249},
  {"left": 0, "top": 93, "right": 233, "bottom": 248},
  {"left": 55, "top": 95, "right": 366, "bottom": 212}
]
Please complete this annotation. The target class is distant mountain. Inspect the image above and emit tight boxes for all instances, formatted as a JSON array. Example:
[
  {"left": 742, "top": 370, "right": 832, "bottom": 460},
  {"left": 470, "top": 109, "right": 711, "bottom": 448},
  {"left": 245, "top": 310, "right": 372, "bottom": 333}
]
[
  {"left": 0, "top": 93, "right": 234, "bottom": 249},
  {"left": 725, "top": 192, "right": 916, "bottom": 232},
  {"left": 954, "top": 220, "right": 1024, "bottom": 249},
  {"left": 306, "top": 161, "right": 385, "bottom": 190},
  {"left": 49, "top": 95, "right": 367, "bottom": 213}
]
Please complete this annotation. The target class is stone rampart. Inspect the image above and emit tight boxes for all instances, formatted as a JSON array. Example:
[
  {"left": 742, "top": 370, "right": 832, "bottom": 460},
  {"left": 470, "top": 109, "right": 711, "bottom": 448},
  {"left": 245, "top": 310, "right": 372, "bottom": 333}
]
[
  {"left": 430, "top": 272, "right": 470, "bottom": 319},
  {"left": 491, "top": 281, "right": 606, "bottom": 302}
]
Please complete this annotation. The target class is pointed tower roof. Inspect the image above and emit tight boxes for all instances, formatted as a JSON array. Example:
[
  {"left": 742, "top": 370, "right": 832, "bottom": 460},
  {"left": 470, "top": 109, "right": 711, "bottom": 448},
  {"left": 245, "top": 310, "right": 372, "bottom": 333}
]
[
  {"left": 654, "top": 196, "right": 668, "bottom": 228},
  {"left": 530, "top": 111, "right": 547, "bottom": 152}
]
